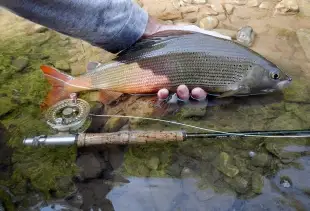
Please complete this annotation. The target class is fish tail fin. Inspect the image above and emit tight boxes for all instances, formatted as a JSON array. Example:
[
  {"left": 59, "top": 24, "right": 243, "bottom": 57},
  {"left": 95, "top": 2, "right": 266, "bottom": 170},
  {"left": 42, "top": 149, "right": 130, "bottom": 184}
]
[{"left": 40, "top": 65, "right": 76, "bottom": 109}]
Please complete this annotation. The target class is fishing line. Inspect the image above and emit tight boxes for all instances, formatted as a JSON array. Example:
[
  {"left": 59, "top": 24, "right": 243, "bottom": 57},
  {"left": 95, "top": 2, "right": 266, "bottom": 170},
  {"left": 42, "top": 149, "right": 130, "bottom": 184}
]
[{"left": 89, "top": 114, "right": 310, "bottom": 138}]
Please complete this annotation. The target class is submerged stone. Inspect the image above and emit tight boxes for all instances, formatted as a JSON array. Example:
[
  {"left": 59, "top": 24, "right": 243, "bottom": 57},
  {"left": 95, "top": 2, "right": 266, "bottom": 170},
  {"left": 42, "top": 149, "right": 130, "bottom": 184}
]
[
  {"left": 251, "top": 153, "right": 270, "bottom": 167},
  {"left": 214, "top": 152, "right": 239, "bottom": 178},
  {"left": 11, "top": 56, "right": 29, "bottom": 72},
  {"left": 55, "top": 60, "right": 71, "bottom": 72},
  {"left": 225, "top": 175, "right": 249, "bottom": 193},
  {"left": 252, "top": 174, "right": 264, "bottom": 194},
  {"left": 147, "top": 156, "right": 160, "bottom": 170}
]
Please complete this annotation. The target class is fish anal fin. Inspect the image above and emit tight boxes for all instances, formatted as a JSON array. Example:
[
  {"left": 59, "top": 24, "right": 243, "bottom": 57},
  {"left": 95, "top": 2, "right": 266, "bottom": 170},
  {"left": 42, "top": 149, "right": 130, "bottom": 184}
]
[{"left": 99, "top": 90, "right": 124, "bottom": 104}]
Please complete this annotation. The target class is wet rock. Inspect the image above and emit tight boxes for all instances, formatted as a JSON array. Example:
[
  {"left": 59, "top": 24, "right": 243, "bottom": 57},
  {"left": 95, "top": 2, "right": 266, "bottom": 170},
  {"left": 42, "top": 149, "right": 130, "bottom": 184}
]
[
  {"left": 296, "top": 28, "right": 310, "bottom": 60},
  {"left": 159, "top": 10, "right": 182, "bottom": 20},
  {"left": 298, "top": 0, "right": 310, "bottom": 16},
  {"left": 58, "top": 39, "right": 70, "bottom": 47},
  {"left": 213, "top": 29, "right": 237, "bottom": 39},
  {"left": 192, "top": 0, "right": 207, "bottom": 4},
  {"left": 76, "top": 152, "right": 106, "bottom": 180},
  {"left": 181, "top": 167, "right": 196, "bottom": 178},
  {"left": 259, "top": 1, "right": 272, "bottom": 9},
  {"left": 265, "top": 142, "right": 300, "bottom": 163},
  {"left": 275, "top": 0, "right": 299, "bottom": 15},
  {"left": 252, "top": 174, "right": 264, "bottom": 194},
  {"left": 31, "top": 24, "right": 48, "bottom": 33},
  {"left": 65, "top": 191, "right": 83, "bottom": 209},
  {"left": 251, "top": 153, "right": 270, "bottom": 167},
  {"left": 199, "top": 16, "right": 219, "bottom": 29},
  {"left": 55, "top": 60, "right": 71, "bottom": 72},
  {"left": 214, "top": 152, "right": 239, "bottom": 178},
  {"left": 103, "top": 116, "right": 128, "bottom": 132},
  {"left": 211, "top": 3, "right": 225, "bottom": 13},
  {"left": 108, "top": 146, "right": 124, "bottom": 170},
  {"left": 225, "top": 175, "right": 249, "bottom": 193},
  {"left": 217, "top": 13, "right": 227, "bottom": 21},
  {"left": 183, "top": 12, "right": 198, "bottom": 23},
  {"left": 167, "top": 163, "right": 182, "bottom": 177},
  {"left": 224, "top": 4, "right": 234, "bottom": 14},
  {"left": 225, "top": 0, "right": 247, "bottom": 5},
  {"left": 56, "top": 176, "right": 77, "bottom": 197},
  {"left": 11, "top": 56, "right": 29, "bottom": 72},
  {"left": 236, "top": 26, "right": 255, "bottom": 47},
  {"left": 147, "top": 156, "right": 160, "bottom": 170},
  {"left": 137, "top": 164, "right": 150, "bottom": 176},
  {"left": 280, "top": 176, "right": 292, "bottom": 188},
  {"left": 179, "top": 5, "right": 199, "bottom": 13},
  {"left": 247, "top": 0, "right": 262, "bottom": 7},
  {"left": 159, "top": 151, "right": 170, "bottom": 164}
]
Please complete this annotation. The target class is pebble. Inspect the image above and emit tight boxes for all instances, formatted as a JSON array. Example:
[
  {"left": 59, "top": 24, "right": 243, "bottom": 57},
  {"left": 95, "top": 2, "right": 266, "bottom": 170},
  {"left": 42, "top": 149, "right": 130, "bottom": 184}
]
[
  {"left": 236, "top": 25, "right": 255, "bottom": 47},
  {"left": 259, "top": 1, "right": 272, "bottom": 9},
  {"left": 11, "top": 56, "right": 29, "bottom": 72},
  {"left": 224, "top": 4, "right": 234, "bottom": 14},
  {"left": 183, "top": 12, "right": 198, "bottom": 23},
  {"left": 55, "top": 60, "right": 71, "bottom": 72},
  {"left": 281, "top": 179, "right": 291, "bottom": 188},
  {"left": 198, "top": 6, "right": 219, "bottom": 16},
  {"left": 225, "top": 0, "right": 247, "bottom": 5},
  {"left": 192, "top": 0, "right": 207, "bottom": 4},
  {"left": 248, "top": 151, "right": 256, "bottom": 158},
  {"left": 247, "top": 0, "right": 262, "bottom": 7},
  {"left": 179, "top": 5, "right": 199, "bottom": 13},
  {"left": 32, "top": 24, "right": 48, "bottom": 33},
  {"left": 274, "top": 0, "right": 299, "bottom": 15},
  {"left": 211, "top": 3, "right": 225, "bottom": 13},
  {"left": 296, "top": 28, "right": 310, "bottom": 61},
  {"left": 217, "top": 13, "right": 227, "bottom": 21},
  {"left": 158, "top": 11, "right": 182, "bottom": 20},
  {"left": 199, "top": 16, "right": 219, "bottom": 30}
]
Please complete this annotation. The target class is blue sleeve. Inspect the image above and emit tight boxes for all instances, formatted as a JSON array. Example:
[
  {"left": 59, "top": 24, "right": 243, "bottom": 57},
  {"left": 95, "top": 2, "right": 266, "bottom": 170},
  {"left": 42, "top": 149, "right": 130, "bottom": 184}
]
[{"left": 0, "top": 0, "right": 149, "bottom": 53}]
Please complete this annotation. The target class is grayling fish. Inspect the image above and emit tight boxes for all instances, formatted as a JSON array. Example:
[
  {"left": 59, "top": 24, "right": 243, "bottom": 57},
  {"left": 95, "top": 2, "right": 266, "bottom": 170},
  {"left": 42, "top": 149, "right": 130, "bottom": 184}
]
[{"left": 40, "top": 31, "right": 292, "bottom": 106}]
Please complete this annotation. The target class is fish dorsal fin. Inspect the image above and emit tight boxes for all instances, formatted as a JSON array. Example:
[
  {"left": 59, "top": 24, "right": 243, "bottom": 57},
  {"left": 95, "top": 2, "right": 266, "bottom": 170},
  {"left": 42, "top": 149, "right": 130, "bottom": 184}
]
[
  {"left": 86, "top": 62, "right": 101, "bottom": 72},
  {"left": 114, "top": 30, "right": 193, "bottom": 61}
]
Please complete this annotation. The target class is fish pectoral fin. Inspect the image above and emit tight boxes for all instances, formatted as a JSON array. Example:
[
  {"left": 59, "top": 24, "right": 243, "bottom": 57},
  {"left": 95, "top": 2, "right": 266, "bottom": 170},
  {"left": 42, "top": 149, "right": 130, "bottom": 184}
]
[
  {"left": 99, "top": 90, "right": 124, "bottom": 105},
  {"left": 86, "top": 62, "right": 102, "bottom": 72},
  {"left": 217, "top": 90, "right": 239, "bottom": 98}
]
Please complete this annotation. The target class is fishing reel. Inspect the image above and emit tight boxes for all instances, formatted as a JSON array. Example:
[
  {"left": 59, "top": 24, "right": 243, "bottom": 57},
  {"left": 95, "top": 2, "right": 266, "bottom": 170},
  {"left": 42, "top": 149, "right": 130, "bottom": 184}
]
[{"left": 45, "top": 93, "right": 92, "bottom": 134}]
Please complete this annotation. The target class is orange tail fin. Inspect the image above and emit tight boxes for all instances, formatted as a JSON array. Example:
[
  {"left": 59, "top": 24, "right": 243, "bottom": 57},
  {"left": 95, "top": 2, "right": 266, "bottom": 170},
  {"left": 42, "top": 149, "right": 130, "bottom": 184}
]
[{"left": 40, "top": 65, "right": 74, "bottom": 109}]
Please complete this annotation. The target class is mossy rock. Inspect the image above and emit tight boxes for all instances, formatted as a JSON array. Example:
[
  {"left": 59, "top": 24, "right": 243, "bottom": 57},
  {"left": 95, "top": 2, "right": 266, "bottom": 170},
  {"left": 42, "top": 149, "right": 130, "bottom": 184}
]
[
  {"left": 224, "top": 175, "right": 249, "bottom": 194},
  {"left": 147, "top": 156, "right": 160, "bottom": 170},
  {"left": 251, "top": 153, "right": 270, "bottom": 167},
  {"left": 214, "top": 152, "right": 239, "bottom": 178},
  {"left": 251, "top": 174, "right": 264, "bottom": 194}
]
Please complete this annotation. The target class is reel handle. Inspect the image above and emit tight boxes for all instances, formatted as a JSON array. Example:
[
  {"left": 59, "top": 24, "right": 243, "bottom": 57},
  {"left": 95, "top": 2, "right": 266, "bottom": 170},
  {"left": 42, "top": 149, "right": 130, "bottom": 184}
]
[{"left": 77, "top": 130, "right": 185, "bottom": 146}]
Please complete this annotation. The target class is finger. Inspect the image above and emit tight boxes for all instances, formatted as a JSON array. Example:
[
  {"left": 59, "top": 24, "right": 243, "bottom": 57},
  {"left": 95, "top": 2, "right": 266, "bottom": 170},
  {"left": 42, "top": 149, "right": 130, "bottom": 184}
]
[
  {"left": 191, "top": 87, "right": 207, "bottom": 101},
  {"left": 176, "top": 85, "right": 190, "bottom": 101},
  {"left": 157, "top": 88, "right": 169, "bottom": 99}
]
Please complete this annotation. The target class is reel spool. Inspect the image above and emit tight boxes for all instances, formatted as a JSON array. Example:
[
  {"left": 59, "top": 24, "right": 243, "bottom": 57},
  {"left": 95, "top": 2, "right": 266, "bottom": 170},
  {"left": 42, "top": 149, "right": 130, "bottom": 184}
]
[{"left": 45, "top": 93, "right": 92, "bottom": 133}]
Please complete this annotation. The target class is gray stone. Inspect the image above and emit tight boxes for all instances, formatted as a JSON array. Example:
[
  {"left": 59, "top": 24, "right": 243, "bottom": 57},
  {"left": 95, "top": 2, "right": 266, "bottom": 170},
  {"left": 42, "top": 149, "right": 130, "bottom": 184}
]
[
  {"left": 12, "top": 56, "right": 29, "bottom": 72},
  {"left": 237, "top": 25, "right": 256, "bottom": 47},
  {"left": 55, "top": 60, "right": 71, "bottom": 72},
  {"left": 147, "top": 156, "right": 160, "bottom": 170},
  {"left": 76, "top": 152, "right": 104, "bottom": 180},
  {"left": 108, "top": 146, "right": 124, "bottom": 170},
  {"left": 251, "top": 153, "right": 270, "bottom": 167},
  {"left": 252, "top": 174, "right": 264, "bottom": 194},
  {"left": 297, "top": 28, "right": 310, "bottom": 60}
]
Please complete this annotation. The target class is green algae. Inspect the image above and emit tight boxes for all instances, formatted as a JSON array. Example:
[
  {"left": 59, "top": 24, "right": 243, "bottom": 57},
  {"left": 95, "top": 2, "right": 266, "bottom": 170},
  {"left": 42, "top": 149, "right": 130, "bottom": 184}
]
[{"left": 0, "top": 31, "right": 79, "bottom": 203}]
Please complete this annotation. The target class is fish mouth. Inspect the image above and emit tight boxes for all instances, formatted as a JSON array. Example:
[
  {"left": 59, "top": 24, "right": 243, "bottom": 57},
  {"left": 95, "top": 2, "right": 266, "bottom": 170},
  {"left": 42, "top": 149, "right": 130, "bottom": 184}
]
[{"left": 276, "top": 77, "right": 292, "bottom": 90}]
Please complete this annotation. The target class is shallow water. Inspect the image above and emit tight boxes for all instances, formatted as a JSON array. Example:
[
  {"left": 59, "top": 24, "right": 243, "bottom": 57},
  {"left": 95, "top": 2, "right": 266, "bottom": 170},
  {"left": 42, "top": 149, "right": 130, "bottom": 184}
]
[{"left": 1, "top": 1, "right": 310, "bottom": 210}]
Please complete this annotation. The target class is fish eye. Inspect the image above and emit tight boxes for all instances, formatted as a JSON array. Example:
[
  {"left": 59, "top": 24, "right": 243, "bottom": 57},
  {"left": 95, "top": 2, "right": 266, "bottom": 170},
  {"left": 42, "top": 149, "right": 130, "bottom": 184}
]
[{"left": 270, "top": 72, "right": 279, "bottom": 80}]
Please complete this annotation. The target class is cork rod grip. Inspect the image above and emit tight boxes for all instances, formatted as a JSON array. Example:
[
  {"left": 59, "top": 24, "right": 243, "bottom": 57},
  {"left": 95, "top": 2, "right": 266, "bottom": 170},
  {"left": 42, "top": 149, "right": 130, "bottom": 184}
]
[{"left": 77, "top": 130, "right": 185, "bottom": 146}]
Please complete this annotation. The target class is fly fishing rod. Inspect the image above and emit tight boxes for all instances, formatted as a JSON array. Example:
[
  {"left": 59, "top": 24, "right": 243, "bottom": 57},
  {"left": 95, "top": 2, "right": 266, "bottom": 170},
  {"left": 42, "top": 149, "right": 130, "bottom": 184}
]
[
  {"left": 23, "top": 129, "right": 310, "bottom": 147},
  {"left": 22, "top": 94, "right": 310, "bottom": 147}
]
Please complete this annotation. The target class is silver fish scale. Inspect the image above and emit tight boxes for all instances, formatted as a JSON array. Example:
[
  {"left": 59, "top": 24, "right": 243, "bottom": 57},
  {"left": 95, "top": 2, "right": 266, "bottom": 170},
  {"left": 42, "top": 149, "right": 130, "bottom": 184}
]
[{"left": 90, "top": 51, "right": 251, "bottom": 92}]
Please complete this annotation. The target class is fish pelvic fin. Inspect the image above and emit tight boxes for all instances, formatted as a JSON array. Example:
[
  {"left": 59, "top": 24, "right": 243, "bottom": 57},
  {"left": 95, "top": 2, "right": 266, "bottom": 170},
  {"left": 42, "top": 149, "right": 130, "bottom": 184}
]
[
  {"left": 99, "top": 90, "right": 124, "bottom": 105},
  {"left": 40, "top": 65, "right": 91, "bottom": 108}
]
